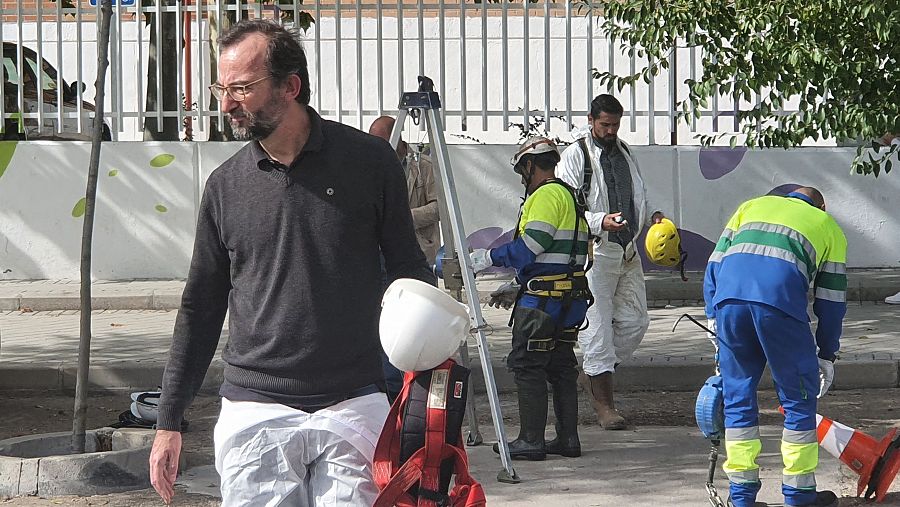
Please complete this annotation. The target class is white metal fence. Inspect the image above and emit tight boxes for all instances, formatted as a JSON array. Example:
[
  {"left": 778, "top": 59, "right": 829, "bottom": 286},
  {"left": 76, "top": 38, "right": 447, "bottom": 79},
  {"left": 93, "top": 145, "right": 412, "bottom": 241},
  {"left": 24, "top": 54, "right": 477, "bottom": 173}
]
[{"left": 1, "top": 0, "right": 776, "bottom": 144}]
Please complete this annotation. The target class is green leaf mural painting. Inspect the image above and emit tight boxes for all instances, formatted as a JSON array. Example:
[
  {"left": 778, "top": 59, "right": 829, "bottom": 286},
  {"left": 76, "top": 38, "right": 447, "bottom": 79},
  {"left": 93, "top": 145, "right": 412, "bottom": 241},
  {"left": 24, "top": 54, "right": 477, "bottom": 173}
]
[{"left": 0, "top": 141, "right": 16, "bottom": 181}]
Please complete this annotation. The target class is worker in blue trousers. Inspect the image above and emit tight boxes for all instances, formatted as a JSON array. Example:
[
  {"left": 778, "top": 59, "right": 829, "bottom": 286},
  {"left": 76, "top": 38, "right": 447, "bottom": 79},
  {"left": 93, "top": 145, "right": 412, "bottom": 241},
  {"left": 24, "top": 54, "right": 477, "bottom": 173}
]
[{"left": 704, "top": 187, "right": 848, "bottom": 507}]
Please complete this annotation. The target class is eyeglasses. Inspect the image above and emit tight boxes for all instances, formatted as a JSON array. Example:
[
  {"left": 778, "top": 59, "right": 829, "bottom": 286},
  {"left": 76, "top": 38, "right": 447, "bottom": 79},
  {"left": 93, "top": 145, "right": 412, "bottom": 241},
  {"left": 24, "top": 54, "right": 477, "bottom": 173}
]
[{"left": 208, "top": 75, "right": 271, "bottom": 102}]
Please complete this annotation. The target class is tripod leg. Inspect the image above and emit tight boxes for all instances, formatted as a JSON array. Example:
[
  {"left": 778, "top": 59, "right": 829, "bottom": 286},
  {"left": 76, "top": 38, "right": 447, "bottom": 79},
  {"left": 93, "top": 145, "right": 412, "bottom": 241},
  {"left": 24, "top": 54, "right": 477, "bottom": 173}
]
[
  {"left": 457, "top": 340, "right": 484, "bottom": 446},
  {"left": 423, "top": 107, "right": 518, "bottom": 483}
]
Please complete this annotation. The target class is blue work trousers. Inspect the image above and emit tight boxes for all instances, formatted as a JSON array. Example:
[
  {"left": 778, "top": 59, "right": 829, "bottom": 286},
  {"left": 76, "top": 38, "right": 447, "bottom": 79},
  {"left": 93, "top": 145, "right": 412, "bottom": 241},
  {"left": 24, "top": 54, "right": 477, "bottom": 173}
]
[{"left": 716, "top": 300, "right": 820, "bottom": 506}]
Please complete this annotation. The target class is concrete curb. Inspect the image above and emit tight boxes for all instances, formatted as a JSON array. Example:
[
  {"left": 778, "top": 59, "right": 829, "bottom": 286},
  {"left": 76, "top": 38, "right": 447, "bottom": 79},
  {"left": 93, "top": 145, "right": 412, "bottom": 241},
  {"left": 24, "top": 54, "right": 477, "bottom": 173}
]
[
  {"left": 0, "top": 428, "right": 155, "bottom": 498},
  {"left": 467, "top": 359, "right": 900, "bottom": 394},
  {"left": 3, "top": 358, "right": 895, "bottom": 394},
  {"left": 0, "top": 293, "right": 183, "bottom": 312},
  {"left": 0, "top": 361, "right": 225, "bottom": 393},
  {"left": 2, "top": 271, "right": 895, "bottom": 311}
]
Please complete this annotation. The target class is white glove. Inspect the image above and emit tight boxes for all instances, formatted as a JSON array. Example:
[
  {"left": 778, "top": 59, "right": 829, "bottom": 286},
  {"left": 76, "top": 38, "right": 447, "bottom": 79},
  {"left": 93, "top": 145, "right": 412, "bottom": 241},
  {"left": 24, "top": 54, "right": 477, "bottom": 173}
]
[
  {"left": 469, "top": 249, "right": 493, "bottom": 274},
  {"left": 706, "top": 318, "right": 717, "bottom": 345},
  {"left": 817, "top": 358, "right": 835, "bottom": 398}
]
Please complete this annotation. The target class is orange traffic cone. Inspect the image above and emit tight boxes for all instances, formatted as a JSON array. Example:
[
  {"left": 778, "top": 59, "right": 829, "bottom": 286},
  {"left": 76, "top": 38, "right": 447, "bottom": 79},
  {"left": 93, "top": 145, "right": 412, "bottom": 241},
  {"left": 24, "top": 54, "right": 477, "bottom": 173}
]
[
  {"left": 780, "top": 406, "right": 900, "bottom": 502},
  {"left": 815, "top": 413, "right": 900, "bottom": 502}
]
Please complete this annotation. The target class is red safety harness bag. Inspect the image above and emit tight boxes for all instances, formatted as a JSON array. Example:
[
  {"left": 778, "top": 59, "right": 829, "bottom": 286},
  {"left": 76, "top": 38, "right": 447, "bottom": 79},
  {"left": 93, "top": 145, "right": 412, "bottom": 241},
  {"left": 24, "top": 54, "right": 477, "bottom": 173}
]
[{"left": 373, "top": 359, "right": 486, "bottom": 507}]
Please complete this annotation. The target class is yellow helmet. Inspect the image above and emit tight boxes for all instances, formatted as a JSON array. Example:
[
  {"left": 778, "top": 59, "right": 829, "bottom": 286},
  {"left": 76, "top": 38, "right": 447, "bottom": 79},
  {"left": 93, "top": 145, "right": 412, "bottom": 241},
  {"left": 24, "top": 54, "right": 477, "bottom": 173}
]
[{"left": 645, "top": 218, "right": 682, "bottom": 267}]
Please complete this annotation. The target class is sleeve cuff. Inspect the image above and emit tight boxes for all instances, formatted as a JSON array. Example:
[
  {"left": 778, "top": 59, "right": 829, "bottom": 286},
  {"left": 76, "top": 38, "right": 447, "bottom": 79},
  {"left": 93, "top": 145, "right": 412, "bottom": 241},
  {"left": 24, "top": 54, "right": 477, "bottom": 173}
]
[
  {"left": 156, "top": 407, "right": 185, "bottom": 432},
  {"left": 817, "top": 351, "right": 837, "bottom": 362}
]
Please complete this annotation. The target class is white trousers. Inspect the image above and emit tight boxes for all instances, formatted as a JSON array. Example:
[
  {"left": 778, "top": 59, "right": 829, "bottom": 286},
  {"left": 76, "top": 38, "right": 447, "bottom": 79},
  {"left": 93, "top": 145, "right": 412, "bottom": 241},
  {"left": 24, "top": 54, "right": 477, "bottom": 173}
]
[
  {"left": 214, "top": 393, "right": 390, "bottom": 507},
  {"left": 579, "top": 240, "right": 650, "bottom": 376}
]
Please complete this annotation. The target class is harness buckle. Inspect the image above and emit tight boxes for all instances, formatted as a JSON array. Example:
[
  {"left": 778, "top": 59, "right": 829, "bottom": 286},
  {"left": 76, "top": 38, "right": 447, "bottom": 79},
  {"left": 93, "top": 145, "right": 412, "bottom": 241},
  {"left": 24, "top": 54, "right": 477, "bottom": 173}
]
[
  {"left": 526, "top": 338, "right": 555, "bottom": 352},
  {"left": 558, "top": 328, "right": 579, "bottom": 344}
]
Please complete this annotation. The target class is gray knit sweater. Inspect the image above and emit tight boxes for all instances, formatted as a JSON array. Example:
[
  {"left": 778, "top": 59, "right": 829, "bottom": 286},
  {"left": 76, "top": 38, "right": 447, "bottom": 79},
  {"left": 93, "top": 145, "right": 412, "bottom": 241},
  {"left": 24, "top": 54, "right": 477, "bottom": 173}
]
[{"left": 156, "top": 108, "right": 434, "bottom": 431}]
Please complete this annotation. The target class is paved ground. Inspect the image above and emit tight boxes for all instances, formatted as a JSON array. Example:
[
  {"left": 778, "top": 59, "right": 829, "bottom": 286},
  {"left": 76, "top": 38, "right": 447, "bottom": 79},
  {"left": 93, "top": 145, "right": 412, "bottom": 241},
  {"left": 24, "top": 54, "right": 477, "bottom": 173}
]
[
  {"left": 0, "top": 300, "right": 897, "bottom": 393},
  {"left": 0, "top": 276, "right": 898, "bottom": 505},
  {"left": 175, "top": 426, "right": 900, "bottom": 506},
  {"left": 2, "top": 389, "right": 898, "bottom": 506}
]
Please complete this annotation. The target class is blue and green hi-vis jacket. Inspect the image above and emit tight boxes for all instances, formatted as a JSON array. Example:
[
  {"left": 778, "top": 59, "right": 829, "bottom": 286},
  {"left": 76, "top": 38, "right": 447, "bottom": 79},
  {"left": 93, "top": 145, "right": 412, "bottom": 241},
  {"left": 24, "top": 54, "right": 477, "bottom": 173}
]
[
  {"left": 703, "top": 193, "right": 848, "bottom": 360},
  {"left": 491, "top": 180, "right": 590, "bottom": 281},
  {"left": 490, "top": 179, "right": 591, "bottom": 328}
]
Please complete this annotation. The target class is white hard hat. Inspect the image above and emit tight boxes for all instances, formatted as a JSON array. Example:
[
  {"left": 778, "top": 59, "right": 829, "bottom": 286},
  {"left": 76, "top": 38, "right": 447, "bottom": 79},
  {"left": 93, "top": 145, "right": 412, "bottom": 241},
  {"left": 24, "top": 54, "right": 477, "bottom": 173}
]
[
  {"left": 380, "top": 278, "right": 470, "bottom": 372},
  {"left": 510, "top": 135, "right": 560, "bottom": 166},
  {"left": 129, "top": 391, "right": 160, "bottom": 422}
]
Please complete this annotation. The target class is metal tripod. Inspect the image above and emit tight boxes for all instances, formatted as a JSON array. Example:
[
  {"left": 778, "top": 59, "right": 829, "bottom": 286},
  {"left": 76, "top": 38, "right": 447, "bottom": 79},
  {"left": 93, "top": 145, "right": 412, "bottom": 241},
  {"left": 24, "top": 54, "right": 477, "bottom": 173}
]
[{"left": 389, "top": 76, "right": 519, "bottom": 484}]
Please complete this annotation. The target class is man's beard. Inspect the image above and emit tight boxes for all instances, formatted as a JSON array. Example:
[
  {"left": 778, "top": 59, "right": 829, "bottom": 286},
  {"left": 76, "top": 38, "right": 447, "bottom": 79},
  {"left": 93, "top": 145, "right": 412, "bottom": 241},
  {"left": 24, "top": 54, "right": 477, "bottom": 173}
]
[
  {"left": 228, "top": 96, "right": 286, "bottom": 141},
  {"left": 596, "top": 134, "right": 617, "bottom": 148}
]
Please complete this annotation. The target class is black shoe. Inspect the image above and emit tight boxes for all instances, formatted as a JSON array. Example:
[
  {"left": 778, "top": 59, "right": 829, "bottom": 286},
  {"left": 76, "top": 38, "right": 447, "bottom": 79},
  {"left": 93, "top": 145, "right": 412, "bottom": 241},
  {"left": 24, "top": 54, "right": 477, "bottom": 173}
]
[
  {"left": 792, "top": 491, "right": 838, "bottom": 507},
  {"left": 545, "top": 435, "right": 581, "bottom": 457},
  {"left": 492, "top": 439, "right": 546, "bottom": 461}
]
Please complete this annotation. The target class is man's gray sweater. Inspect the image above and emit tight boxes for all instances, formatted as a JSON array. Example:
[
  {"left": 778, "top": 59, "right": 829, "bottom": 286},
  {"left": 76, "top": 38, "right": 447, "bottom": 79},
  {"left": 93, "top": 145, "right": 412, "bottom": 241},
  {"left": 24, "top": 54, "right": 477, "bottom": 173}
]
[{"left": 156, "top": 108, "right": 434, "bottom": 431}]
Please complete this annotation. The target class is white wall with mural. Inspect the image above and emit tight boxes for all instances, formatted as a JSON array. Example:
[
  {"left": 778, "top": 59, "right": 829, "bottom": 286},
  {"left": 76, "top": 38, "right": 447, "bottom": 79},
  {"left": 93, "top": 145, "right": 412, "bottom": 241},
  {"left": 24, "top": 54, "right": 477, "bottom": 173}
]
[{"left": 0, "top": 141, "right": 897, "bottom": 280}]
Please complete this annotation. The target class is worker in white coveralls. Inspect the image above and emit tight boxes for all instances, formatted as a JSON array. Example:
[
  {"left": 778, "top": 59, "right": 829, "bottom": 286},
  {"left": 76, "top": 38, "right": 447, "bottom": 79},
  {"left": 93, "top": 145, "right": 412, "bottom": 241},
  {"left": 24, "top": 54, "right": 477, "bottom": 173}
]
[{"left": 556, "top": 93, "right": 666, "bottom": 429}]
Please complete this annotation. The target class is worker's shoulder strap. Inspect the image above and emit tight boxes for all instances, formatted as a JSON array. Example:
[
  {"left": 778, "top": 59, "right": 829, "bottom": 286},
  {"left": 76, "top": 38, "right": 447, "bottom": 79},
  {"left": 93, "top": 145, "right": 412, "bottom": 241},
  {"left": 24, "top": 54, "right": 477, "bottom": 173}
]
[
  {"left": 538, "top": 179, "right": 591, "bottom": 267},
  {"left": 577, "top": 137, "right": 593, "bottom": 205}
]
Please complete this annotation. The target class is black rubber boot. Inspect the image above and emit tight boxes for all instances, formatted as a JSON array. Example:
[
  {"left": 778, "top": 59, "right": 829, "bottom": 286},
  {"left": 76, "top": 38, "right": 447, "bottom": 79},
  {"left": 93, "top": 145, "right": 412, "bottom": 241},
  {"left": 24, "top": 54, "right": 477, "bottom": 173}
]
[
  {"left": 546, "top": 377, "right": 581, "bottom": 457},
  {"left": 493, "top": 376, "right": 548, "bottom": 461}
]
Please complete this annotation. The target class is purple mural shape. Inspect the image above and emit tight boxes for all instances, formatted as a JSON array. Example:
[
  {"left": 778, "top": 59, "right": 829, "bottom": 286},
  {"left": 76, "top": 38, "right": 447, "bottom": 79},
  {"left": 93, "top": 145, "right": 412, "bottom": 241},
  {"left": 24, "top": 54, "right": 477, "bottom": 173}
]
[
  {"left": 638, "top": 184, "right": 803, "bottom": 274},
  {"left": 699, "top": 146, "right": 748, "bottom": 180},
  {"left": 767, "top": 183, "right": 802, "bottom": 196},
  {"left": 454, "top": 226, "right": 516, "bottom": 276},
  {"left": 466, "top": 227, "right": 504, "bottom": 250},
  {"left": 488, "top": 229, "right": 515, "bottom": 249},
  {"left": 638, "top": 228, "right": 717, "bottom": 273}
]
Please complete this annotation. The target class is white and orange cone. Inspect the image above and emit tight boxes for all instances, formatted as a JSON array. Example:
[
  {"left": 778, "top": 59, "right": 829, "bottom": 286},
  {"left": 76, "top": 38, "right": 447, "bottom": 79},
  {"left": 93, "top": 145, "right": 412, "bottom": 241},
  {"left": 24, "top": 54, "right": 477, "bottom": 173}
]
[{"left": 780, "top": 407, "right": 900, "bottom": 502}]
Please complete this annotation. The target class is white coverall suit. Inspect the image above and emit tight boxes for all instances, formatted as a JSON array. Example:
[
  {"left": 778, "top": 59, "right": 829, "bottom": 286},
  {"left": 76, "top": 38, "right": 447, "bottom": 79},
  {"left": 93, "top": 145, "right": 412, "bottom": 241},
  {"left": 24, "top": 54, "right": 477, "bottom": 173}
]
[{"left": 556, "top": 126, "right": 658, "bottom": 376}]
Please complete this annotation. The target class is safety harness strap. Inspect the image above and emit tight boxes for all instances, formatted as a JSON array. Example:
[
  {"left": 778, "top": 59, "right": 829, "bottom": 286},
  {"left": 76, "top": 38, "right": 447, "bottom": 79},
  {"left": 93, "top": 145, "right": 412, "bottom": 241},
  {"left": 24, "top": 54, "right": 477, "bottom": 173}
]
[
  {"left": 525, "top": 271, "right": 589, "bottom": 297},
  {"left": 577, "top": 138, "right": 593, "bottom": 209},
  {"left": 526, "top": 327, "right": 579, "bottom": 352},
  {"left": 373, "top": 361, "right": 486, "bottom": 507}
]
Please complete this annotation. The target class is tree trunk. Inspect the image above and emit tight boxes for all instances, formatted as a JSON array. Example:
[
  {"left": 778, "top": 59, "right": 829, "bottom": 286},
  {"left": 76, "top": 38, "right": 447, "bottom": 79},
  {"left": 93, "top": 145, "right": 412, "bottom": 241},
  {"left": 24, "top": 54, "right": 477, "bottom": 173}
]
[
  {"left": 72, "top": 0, "right": 112, "bottom": 454},
  {"left": 143, "top": 0, "right": 181, "bottom": 141}
]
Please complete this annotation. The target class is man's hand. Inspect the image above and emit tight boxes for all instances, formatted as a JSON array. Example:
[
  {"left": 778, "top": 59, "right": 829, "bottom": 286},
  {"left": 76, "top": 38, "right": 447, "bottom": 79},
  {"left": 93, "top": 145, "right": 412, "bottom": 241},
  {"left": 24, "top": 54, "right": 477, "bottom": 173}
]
[
  {"left": 817, "top": 358, "right": 835, "bottom": 398},
  {"left": 150, "top": 429, "right": 183, "bottom": 505},
  {"left": 601, "top": 212, "right": 627, "bottom": 231},
  {"left": 469, "top": 249, "right": 493, "bottom": 274},
  {"left": 489, "top": 281, "right": 520, "bottom": 310},
  {"left": 651, "top": 211, "right": 665, "bottom": 224}
]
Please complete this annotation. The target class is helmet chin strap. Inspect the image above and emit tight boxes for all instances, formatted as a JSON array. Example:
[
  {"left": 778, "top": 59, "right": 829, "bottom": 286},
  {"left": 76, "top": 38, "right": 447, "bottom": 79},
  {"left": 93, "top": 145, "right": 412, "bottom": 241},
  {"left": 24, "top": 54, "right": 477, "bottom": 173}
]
[{"left": 521, "top": 161, "right": 535, "bottom": 196}]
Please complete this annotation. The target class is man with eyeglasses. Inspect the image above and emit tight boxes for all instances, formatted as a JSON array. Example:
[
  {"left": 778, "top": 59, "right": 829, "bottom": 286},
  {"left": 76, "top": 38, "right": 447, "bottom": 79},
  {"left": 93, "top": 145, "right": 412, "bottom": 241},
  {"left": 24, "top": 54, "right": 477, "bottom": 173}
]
[
  {"left": 556, "top": 94, "right": 665, "bottom": 431},
  {"left": 148, "top": 19, "right": 434, "bottom": 506}
]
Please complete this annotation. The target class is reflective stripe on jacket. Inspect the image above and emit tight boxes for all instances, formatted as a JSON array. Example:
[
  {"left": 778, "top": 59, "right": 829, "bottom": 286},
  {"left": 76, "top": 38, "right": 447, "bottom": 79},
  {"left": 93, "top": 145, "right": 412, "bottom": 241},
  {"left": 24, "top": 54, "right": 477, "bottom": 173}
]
[
  {"left": 490, "top": 180, "right": 589, "bottom": 282},
  {"left": 703, "top": 194, "right": 848, "bottom": 359}
]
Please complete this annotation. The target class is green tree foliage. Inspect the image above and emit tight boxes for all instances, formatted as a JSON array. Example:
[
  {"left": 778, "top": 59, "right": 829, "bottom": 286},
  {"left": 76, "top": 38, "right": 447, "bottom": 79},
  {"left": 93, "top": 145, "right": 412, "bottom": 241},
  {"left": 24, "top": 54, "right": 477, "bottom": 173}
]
[{"left": 593, "top": 0, "right": 900, "bottom": 175}]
